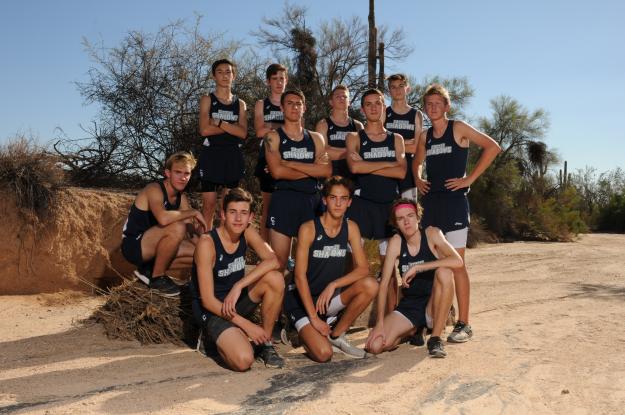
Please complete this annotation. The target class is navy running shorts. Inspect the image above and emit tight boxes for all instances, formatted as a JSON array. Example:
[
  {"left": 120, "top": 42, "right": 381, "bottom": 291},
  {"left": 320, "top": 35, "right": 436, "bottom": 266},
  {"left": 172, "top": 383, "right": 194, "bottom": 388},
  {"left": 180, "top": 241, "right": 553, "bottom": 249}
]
[
  {"left": 347, "top": 196, "right": 394, "bottom": 240},
  {"left": 266, "top": 189, "right": 321, "bottom": 237}
]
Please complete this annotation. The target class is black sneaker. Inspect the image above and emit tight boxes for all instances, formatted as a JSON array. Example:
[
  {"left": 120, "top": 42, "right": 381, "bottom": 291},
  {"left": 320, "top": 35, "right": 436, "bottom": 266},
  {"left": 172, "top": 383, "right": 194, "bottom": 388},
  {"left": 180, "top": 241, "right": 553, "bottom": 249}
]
[
  {"left": 133, "top": 263, "right": 153, "bottom": 286},
  {"left": 409, "top": 326, "right": 426, "bottom": 346},
  {"left": 447, "top": 321, "right": 473, "bottom": 343},
  {"left": 149, "top": 275, "right": 181, "bottom": 297},
  {"left": 256, "top": 344, "right": 285, "bottom": 368},
  {"left": 427, "top": 336, "right": 447, "bottom": 358}
]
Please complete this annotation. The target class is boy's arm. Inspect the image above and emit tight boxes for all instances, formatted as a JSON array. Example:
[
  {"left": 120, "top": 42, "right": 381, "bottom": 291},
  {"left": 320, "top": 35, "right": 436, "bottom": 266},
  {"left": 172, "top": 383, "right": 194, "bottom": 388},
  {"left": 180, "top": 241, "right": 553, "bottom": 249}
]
[
  {"left": 315, "top": 221, "right": 370, "bottom": 314},
  {"left": 445, "top": 120, "right": 501, "bottom": 191},
  {"left": 412, "top": 130, "right": 431, "bottom": 194},
  {"left": 283, "top": 132, "right": 332, "bottom": 178},
  {"left": 264, "top": 130, "right": 308, "bottom": 180}
]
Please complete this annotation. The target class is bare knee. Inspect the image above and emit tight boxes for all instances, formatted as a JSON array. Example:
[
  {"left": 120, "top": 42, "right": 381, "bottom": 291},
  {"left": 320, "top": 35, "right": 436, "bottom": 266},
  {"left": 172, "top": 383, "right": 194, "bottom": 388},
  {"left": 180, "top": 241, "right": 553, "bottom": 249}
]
[
  {"left": 165, "top": 221, "right": 187, "bottom": 241},
  {"left": 436, "top": 267, "right": 454, "bottom": 287},
  {"left": 264, "top": 270, "right": 285, "bottom": 294},
  {"left": 228, "top": 350, "right": 254, "bottom": 372},
  {"left": 308, "top": 343, "right": 333, "bottom": 363},
  {"left": 359, "top": 276, "right": 379, "bottom": 298}
]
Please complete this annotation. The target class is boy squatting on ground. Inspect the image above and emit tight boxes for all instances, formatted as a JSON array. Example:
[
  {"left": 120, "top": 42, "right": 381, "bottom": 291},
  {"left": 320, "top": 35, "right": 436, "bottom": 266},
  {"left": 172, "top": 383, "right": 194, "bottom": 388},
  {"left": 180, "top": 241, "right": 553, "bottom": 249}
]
[
  {"left": 365, "top": 199, "right": 463, "bottom": 358},
  {"left": 121, "top": 152, "right": 207, "bottom": 297},
  {"left": 190, "top": 188, "right": 285, "bottom": 371},
  {"left": 284, "top": 176, "right": 378, "bottom": 361},
  {"left": 413, "top": 83, "right": 501, "bottom": 343}
]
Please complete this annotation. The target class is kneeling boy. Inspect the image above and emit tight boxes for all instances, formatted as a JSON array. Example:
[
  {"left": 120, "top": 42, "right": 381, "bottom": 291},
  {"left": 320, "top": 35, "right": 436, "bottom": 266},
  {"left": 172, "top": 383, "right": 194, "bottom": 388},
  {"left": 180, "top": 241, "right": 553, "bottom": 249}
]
[
  {"left": 285, "top": 176, "right": 378, "bottom": 361},
  {"left": 191, "top": 188, "right": 285, "bottom": 371},
  {"left": 365, "top": 199, "right": 462, "bottom": 357}
]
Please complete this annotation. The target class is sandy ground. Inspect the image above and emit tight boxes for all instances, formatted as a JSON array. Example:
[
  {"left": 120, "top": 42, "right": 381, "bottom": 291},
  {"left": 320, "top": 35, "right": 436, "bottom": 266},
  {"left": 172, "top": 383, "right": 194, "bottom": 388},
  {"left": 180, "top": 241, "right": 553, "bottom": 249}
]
[{"left": 1, "top": 233, "right": 624, "bottom": 415}]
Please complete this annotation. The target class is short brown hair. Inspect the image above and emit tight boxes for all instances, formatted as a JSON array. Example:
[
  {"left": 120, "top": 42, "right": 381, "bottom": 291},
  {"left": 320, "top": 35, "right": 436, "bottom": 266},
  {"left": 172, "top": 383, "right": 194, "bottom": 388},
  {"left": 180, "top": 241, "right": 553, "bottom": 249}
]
[
  {"left": 387, "top": 73, "right": 408, "bottom": 85},
  {"left": 331, "top": 84, "right": 349, "bottom": 96},
  {"left": 223, "top": 187, "right": 254, "bottom": 211},
  {"left": 266, "top": 63, "right": 287, "bottom": 80},
  {"left": 281, "top": 89, "right": 306, "bottom": 106},
  {"left": 211, "top": 59, "right": 236, "bottom": 76},
  {"left": 165, "top": 151, "right": 197, "bottom": 171},
  {"left": 423, "top": 83, "right": 451, "bottom": 106},
  {"left": 389, "top": 198, "right": 423, "bottom": 228},
  {"left": 360, "top": 88, "right": 384, "bottom": 107},
  {"left": 321, "top": 176, "right": 354, "bottom": 197}
]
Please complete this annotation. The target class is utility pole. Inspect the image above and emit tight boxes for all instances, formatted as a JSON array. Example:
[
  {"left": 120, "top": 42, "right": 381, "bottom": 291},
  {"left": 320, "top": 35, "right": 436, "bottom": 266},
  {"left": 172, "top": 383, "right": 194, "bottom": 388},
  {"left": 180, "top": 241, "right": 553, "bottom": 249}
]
[{"left": 368, "top": 0, "right": 377, "bottom": 88}]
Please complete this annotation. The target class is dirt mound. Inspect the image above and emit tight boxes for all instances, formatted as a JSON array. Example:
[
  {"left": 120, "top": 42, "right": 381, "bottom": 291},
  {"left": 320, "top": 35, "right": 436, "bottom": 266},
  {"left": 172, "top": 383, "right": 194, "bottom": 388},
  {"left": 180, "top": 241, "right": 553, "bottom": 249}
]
[{"left": 1, "top": 187, "right": 134, "bottom": 294}]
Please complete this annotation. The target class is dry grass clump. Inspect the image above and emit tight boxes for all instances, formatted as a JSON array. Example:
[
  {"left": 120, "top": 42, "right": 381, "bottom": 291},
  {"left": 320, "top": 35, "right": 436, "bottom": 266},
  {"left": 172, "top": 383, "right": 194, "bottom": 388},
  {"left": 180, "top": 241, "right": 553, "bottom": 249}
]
[
  {"left": 87, "top": 279, "right": 197, "bottom": 346},
  {"left": 0, "top": 137, "right": 65, "bottom": 221}
]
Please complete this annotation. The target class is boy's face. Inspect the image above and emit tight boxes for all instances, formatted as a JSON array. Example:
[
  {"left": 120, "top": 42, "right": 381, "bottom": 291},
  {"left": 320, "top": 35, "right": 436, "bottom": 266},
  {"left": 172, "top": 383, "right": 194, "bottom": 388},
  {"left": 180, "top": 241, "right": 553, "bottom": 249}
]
[
  {"left": 164, "top": 162, "right": 192, "bottom": 192},
  {"left": 213, "top": 63, "right": 234, "bottom": 88},
  {"left": 281, "top": 93, "right": 305, "bottom": 122},
  {"left": 424, "top": 94, "right": 450, "bottom": 120},
  {"left": 330, "top": 89, "right": 349, "bottom": 112},
  {"left": 267, "top": 71, "right": 287, "bottom": 95},
  {"left": 388, "top": 79, "right": 409, "bottom": 101},
  {"left": 221, "top": 201, "right": 253, "bottom": 235},
  {"left": 361, "top": 93, "right": 385, "bottom": 122},
  {"left": 323, "top": 184, "right": 352, "bottom": 219},
  {"left": 394, "top": 206, "right": 419, "bottom": 238}
]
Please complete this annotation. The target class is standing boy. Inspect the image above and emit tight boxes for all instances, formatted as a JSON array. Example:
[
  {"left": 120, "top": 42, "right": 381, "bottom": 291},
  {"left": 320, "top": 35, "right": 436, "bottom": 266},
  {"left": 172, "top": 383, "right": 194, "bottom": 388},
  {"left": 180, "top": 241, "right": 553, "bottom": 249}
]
[
  {"left": 413, "top": 83, "right": 501, "bottom": 343},
  {"left": 198, "top": 59, "right": 248, "bottom": 228},
  {"left": 385, "top": 74, "right": 423, "bottom": 201},
  {"left": 254, "top": 64, "right": 287, "bottom": 242},
  {"left": 315, "top": 85, "right": 364, "bottom": 178}
]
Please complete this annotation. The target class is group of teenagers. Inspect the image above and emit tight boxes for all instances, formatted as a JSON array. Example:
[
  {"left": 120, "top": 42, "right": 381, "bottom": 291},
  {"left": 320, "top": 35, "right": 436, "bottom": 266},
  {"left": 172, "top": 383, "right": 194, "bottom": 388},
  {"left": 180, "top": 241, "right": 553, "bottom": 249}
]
[{"left": 121, "top": 59, "right": 501, "bottom": 371}]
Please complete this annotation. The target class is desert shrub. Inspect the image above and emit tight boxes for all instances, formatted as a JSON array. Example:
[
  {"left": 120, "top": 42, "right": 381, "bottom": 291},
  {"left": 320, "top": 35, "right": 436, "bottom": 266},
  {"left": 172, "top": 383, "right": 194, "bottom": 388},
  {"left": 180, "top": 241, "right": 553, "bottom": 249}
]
[
  {"left": 597, "top": 192, "right": 625, "bottom": 232},
  {"left": 0, "top": 137, "right": 65, "bottom": 221}
]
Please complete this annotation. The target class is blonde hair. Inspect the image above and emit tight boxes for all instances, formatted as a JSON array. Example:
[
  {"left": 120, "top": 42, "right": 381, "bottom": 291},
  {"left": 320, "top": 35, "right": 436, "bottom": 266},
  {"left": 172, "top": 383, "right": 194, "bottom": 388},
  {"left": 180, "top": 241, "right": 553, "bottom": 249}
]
[
  {"left": 165, "top": 151, "right": 197, "bottom": 171},
  {"left": 423, "top": 83, "right": 451, "bottom": 106}
]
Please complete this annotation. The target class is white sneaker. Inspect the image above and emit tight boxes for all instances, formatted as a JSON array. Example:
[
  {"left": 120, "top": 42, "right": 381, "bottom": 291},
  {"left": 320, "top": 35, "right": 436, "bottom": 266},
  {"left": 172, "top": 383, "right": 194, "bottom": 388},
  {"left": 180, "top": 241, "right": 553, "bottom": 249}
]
[{"left": 328, "top": 333, "right": 366, "bottom": 358}]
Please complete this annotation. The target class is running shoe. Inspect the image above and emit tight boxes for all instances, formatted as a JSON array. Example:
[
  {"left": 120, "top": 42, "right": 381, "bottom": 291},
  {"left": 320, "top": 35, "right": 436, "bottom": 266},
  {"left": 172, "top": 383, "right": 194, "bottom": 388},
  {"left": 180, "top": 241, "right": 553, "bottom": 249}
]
[
  {"left": 328, "top": 333, "right": 366, "bottom": 358},
  {"left": 427, "top": 336, "right": 447, "bottom": 358},
  {"left": 133, "top": 263, "right": 153, "bottom": 286},
  {"left": 257, "top": 344, "right": 285, "bottom": 368},
  {"left": 409, "top": 326, "right": 426, "bottom": 346},
  {"left": 447, "top": 321, "right": 473, "bottom": 343},
  {"left": 149, "top": 275, "right": 181, "bottom": 297}
]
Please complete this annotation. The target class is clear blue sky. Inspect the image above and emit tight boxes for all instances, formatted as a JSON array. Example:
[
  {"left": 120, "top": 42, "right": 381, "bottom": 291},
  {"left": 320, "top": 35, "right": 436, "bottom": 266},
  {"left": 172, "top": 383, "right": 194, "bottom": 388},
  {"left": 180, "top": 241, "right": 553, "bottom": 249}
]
[{"left": 1, "top": 0, "right": 623, "bottom": 173}]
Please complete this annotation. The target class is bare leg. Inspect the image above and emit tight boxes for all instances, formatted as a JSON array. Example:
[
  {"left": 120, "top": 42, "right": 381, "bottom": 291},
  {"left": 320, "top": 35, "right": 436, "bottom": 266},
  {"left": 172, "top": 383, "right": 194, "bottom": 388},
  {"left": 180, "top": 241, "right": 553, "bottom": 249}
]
[
  {"left": 140, "top": 222, "right": 187, "bottom": 276},
  {"left": 248, "top": 270, "right": 285, "bottom": 337},
  {"left": 269, "top": 229, "right": 292, "bottom": 272},
  {"left": 299, "top": 324, "right": 334, "bottom": 363},
  {"left": 201, "top": 191, "right": 218, "bottom": 231},
  {"left": 453, "top": 248, "right": 470, "bottom": 323},
  {"left": 366, "top": 312, "right": 415, "bottom": 355},
  {"left": 379, "top": 254, "right": 399, "bottom": 315},
  {"left": 215, "top": 327, "right": 255, "bottom": 371},
  {"left": 427, "top": 267, "right": 455, "bottom": 338},
  {"left": 331, "top": 277, "right": 378, "bottom": 337},
  {"left": 260, "top": 192, "right": 272, "bottom": 242}
]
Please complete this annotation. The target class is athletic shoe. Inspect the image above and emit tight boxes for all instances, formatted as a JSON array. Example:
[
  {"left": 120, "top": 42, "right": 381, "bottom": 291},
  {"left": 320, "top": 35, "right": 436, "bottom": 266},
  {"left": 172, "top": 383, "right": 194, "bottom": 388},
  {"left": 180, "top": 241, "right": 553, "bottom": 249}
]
[
  {"left": 409, "top": 326, "right": 426, "bottom": 347},
  {"left": 287, "top": 256, "right": 296, "bottom": 272},
  {"left": 257, "top": 344, "right": 285, "bottom": 368},
  {"left": 149, "top": 275, "right": 181, "bottom": 297},
  {"left": 427, "top": 336, "right": 447, "bottom": 358},
  {"left": 272, "top": 319, "right": 285, "bottom": 344},
  {"left": 133, "top": 264, "right": 152, "bottom": 286},
  {"left": 328, "top": 334, "right": 366, "bottom": 359},
  {"left": 447, "top": 321, "right": 473, "bottom": 343}
]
